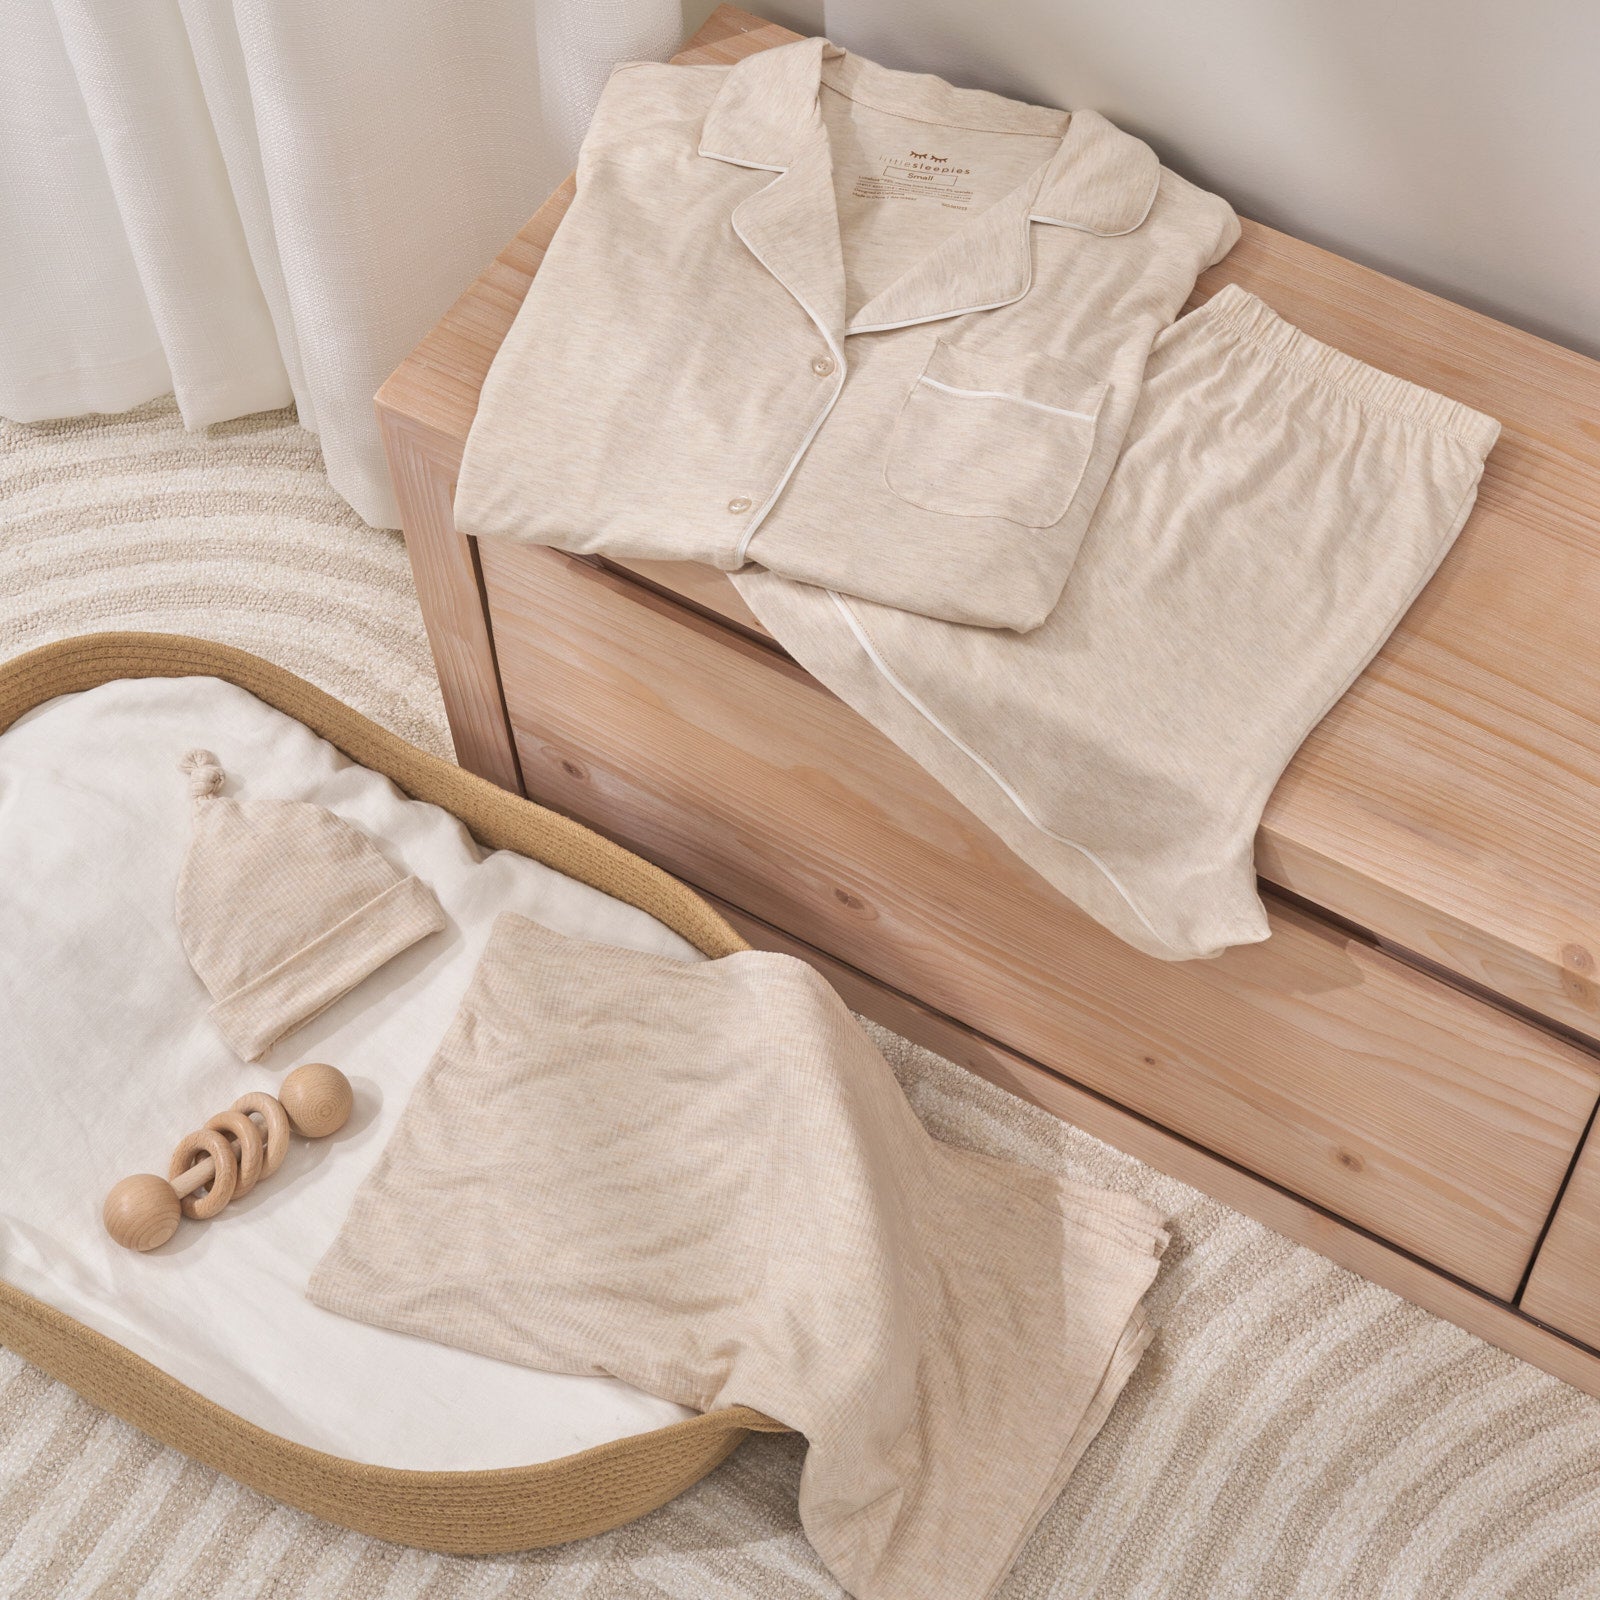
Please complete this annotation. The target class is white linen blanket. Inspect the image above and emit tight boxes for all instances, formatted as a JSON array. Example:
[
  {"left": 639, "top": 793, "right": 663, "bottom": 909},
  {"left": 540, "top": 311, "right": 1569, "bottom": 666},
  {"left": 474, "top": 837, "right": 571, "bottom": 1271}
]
[
  {"left": 310, "top": 912, "right": 1168, "bottom": 1600},
  {"left": 0, "top": 675, "right": 698, "bottom": 1470}
]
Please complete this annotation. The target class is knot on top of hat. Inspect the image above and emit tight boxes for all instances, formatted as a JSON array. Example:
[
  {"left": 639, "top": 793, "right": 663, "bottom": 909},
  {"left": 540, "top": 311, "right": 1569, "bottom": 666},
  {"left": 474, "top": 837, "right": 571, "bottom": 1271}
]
[{"left": 178, "top": 749, "right": 225, "bottom": 802}]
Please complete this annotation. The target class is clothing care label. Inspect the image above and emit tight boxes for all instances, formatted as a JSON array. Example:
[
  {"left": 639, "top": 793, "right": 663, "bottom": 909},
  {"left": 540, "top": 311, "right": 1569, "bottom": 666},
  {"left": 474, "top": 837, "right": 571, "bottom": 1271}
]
[{"left": 852, "top": 149, "right": 976, "bottom": 209}]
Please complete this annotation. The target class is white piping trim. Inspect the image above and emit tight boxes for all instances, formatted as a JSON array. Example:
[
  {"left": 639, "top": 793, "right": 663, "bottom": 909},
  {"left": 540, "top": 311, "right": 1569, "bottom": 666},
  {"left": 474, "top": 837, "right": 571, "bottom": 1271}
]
[
  {"left": 847, "top": 289, "right": 1030, "bottom": 335},
  {"left": 916, "top": 375, "right": 1097, "bottom": 420},
  {"left": 847, "top": 195, "right": 1038, "bottom": 335},
  {"left": 727, "top": 172, "right": 847, "bottom": 567},
  {"left": 707, "top": 143, "right": 1051, "bottom": 336},
  {"left": 696, "top": 148, "right": 786, "bottom": 172},
  {"left": 825, "top": 590, "right": 1182, "bottom": 956},
  {"left": 1029, "top": 172, "right": 1160, "bottom": 237}
]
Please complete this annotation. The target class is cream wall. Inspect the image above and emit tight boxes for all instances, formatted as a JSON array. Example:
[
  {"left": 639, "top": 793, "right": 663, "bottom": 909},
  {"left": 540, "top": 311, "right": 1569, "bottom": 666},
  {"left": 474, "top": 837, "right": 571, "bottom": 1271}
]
[{"left": 694, "top": 0, "right": 1599, "bottom": 358}]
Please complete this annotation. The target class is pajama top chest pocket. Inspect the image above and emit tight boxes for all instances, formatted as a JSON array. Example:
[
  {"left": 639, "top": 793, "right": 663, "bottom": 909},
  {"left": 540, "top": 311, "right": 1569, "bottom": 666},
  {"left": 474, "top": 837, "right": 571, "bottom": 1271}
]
[{"left": 883, "top": 339, "right": 1108, "bottom": 529}]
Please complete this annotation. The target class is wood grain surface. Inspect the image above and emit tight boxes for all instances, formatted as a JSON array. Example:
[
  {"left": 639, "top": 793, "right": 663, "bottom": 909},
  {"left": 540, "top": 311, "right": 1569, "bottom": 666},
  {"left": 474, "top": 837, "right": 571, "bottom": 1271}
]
[
  {"left": 1523, "top": 1130, "right": 1600, "bottom": 1347},
  {"left": 376, "top": 402, "right": 524, "bottom": 791},
  {"left": 478, "top": 535, "right": 1600, "bottom": 1301}
]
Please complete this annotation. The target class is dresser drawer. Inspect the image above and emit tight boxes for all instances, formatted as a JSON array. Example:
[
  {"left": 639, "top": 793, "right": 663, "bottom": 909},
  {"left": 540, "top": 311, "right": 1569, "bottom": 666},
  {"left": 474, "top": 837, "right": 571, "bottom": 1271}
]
[
  {"left": 476, "top": 539, "right": 1600, "bottom": 1300},
  {"left": 1523, "top": 1133, "right": 1600, "bottom": 1343}
]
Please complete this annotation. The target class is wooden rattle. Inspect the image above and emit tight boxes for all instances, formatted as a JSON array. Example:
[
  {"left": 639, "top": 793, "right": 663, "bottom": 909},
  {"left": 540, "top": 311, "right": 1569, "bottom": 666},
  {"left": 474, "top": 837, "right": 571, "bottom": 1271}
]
[{"left": 102, "top": 1063, "right": 353, "bottom": 1253}]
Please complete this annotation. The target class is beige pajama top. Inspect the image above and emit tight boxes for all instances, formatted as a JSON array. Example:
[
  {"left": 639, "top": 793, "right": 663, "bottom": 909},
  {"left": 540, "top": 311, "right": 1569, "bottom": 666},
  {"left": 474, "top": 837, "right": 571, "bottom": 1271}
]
[{"left": 456, "top": 39, "right": 1240, "bottom": 631}]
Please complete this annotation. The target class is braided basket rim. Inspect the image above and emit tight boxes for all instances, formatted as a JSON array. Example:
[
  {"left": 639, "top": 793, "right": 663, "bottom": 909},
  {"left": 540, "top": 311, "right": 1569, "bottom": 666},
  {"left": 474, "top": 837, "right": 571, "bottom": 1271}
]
[{"left": 0, "top": 631, "right": 790, "bottom": 1555}]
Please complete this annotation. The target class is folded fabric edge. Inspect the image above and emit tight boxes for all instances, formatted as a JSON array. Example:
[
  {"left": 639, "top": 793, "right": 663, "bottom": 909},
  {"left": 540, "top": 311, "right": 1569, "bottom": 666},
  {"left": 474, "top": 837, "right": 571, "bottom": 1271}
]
[{"left": 210, "top": 874, "right": 446, "bottom": 1062}]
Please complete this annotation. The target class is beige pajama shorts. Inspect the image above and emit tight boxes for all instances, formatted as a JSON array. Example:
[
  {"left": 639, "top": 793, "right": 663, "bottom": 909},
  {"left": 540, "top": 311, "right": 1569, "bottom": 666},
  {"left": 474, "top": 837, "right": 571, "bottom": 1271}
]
[{"left": 736, "top": 284, "right": 1502, "bottom": 961}]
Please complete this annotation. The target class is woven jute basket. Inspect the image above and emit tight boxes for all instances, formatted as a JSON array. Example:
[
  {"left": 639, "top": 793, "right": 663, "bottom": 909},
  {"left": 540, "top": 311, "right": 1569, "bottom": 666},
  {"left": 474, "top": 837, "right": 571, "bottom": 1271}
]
[{"left": 0, "top": 632, "right": 790, "bottom": 1554}]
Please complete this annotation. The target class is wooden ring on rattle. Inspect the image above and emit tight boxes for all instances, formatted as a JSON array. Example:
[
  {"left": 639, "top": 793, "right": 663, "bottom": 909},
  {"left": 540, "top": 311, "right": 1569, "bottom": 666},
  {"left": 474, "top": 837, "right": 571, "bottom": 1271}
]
[
  {"left": 169, "top": 1128, "right": 237, "bottom": 1219},
  {"left": 231, "top": 1091, "right": 290, "bottom": 1179},
  {"left": 205, "top": 1108, "right": 263, "bottom": 1196}
]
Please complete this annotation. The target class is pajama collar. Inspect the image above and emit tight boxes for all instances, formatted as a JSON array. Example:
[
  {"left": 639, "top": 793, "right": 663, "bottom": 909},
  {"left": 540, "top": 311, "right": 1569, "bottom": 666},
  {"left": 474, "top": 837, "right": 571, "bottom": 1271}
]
[{"left": 698, "top": 37, "right": 1161, "bottom": 337}]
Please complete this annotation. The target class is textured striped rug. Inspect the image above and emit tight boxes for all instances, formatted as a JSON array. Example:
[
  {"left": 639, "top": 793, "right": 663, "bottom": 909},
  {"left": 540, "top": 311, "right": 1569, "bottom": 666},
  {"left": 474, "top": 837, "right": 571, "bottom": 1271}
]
[{"left": 5, "top": 400, "right": 1600, "bottom": 1599}]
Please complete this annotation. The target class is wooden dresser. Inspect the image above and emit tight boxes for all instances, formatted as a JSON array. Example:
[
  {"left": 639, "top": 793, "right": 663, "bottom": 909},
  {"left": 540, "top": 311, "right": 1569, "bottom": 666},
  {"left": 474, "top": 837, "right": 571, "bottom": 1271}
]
[{"left": 377, "top": 8, "right": 1600, "bottom": 1392}]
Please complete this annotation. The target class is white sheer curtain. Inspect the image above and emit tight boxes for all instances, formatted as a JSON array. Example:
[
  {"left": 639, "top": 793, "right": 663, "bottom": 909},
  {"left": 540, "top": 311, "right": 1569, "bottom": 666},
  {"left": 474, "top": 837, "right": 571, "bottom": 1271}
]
[{"left": 0, "top": 0, "right": 682, "bottom": 526}]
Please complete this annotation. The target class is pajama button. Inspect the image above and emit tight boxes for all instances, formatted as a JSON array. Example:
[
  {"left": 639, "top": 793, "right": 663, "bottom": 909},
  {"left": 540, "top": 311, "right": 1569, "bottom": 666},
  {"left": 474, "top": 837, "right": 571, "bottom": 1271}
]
[
  {"left": 727, "top": 496, "right": 752, "bottom": 513},
  {"left": 812, "top": 356, "right": 835, "bottom": 376}
]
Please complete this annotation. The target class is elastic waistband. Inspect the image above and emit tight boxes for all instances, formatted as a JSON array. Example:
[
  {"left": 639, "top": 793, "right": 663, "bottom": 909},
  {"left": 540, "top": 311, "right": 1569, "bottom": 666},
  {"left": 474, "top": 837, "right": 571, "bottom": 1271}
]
[{"left": 1196, "top": 283, "right": 1502, "bottom": 455}]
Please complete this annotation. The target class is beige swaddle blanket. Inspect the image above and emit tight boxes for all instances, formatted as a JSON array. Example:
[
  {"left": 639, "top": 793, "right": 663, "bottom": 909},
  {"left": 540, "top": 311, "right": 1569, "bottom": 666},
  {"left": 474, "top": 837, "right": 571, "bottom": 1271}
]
[{"left": 309, "top": 914, "right": 1166, "bottom": 1598}]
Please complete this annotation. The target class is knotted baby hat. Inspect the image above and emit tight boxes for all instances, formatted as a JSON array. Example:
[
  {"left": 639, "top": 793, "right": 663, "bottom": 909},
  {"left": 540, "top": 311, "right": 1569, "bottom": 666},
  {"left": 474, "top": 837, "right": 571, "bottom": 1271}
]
[{"left": 175, "top": 750, "right": 446, "bottom": 1062}]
